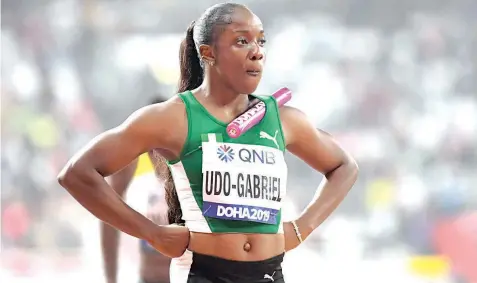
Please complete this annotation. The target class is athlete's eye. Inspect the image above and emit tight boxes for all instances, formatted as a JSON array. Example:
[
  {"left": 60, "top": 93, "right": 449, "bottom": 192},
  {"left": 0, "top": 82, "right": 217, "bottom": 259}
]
[{"left": 237, "top": 37, "right": 248, "bottom": 45}]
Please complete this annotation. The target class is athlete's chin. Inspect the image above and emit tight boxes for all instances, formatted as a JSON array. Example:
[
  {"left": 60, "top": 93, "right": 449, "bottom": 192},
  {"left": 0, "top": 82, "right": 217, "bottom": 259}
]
[{"left": 238, "top": 80, "right": 261, "bottom": 94}]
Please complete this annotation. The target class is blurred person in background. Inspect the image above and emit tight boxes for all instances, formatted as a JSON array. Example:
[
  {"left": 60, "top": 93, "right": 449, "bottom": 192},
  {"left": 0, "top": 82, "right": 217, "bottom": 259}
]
[
  {"left": 100, "top": 97, "right": 173, "bottom": 283},
  {"left": 58, "top": 3, "right": 357, "bottom": 282}
]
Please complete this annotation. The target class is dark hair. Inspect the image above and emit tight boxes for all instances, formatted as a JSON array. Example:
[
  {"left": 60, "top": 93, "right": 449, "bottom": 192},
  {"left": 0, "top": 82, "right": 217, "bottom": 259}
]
[
  {"left": 162, "top": 3, "right": 246, "bottom": 224},
  {"left": 177, "top": 2, "right": 247, "bottom": 92},
  {"left": 151, "top": 151, "right": 183, "bottom": 224}
]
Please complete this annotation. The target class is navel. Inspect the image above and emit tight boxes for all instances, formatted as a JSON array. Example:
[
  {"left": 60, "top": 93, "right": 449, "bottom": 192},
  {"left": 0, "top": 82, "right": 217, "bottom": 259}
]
[{"left": 243, "top": 242, "right": 251, "bottom": 252}]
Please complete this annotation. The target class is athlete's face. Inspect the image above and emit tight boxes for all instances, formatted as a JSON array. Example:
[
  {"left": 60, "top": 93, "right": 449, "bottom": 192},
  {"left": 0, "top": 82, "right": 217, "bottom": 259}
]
[{"left": 203, "top": 8, "right": 266, "bottom": 94}]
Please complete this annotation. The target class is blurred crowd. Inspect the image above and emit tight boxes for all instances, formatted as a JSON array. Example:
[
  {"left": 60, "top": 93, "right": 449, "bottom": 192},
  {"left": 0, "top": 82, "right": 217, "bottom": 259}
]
[{"left": 1, "top": 0, "right": 476, "bottom": 282}]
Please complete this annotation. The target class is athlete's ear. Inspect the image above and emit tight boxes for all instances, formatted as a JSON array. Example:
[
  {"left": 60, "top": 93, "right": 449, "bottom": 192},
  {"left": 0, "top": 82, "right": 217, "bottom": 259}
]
[{"left": 199, "top": 44, "right": 215, "bottom": 64}]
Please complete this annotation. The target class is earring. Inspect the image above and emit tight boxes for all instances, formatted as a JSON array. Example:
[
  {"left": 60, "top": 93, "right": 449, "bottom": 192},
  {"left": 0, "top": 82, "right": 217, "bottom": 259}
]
[{"left": 201, "top": 57, "right": 214, "bottom": 67}]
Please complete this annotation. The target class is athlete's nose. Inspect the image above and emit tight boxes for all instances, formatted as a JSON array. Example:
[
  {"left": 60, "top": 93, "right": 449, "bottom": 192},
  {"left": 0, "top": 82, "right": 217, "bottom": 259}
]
[{"left": 249, "top": 43, "right": 264, "bottom": 61}]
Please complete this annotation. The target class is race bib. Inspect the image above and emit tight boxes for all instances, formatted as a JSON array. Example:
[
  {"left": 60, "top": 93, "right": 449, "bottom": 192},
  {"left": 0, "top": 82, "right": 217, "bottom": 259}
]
[{"left": 201, "top": 134, "right": 287, "bottom": 225}]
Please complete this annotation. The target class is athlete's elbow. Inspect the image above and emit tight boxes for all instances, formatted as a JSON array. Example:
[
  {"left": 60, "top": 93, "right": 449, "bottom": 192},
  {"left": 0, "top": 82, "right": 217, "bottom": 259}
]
[
  {"left": 57, "top": 160, "right": 88, "bottom": 192},
  {"left": 57, "top": 162, "right": 74, "bottom": 188},
  {"left": 343, "top": 155, "right": 359, "bottom": 184}
]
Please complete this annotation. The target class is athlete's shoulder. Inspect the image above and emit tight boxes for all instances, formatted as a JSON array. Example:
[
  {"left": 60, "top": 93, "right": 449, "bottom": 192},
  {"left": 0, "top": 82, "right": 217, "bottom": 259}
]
[
  {"left": 278, "top": 106, "right": 310, "bottom": 146},
  {"left": 128, "top": 95, "right": 188, "bottom": 158},
  {"left": 279, "top": 105, "right": 305, "bottom": 118},
  {"left": 147, "top": 95, "right": 186, "bottom": 117},
  {"left": 127, "top": 96, "right": 185, "bottom": 134}
]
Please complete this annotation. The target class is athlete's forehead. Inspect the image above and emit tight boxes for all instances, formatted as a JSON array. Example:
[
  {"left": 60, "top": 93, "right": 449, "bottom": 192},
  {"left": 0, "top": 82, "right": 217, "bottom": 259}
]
[{"left": 222, "top": 8, "right": 263, "bottom": 34}]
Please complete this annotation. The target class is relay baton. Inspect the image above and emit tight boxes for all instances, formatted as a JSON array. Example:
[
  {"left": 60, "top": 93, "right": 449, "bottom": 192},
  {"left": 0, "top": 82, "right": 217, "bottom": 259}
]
[{"left": 226, "top": 87, "right": 292, "bottom": 138}]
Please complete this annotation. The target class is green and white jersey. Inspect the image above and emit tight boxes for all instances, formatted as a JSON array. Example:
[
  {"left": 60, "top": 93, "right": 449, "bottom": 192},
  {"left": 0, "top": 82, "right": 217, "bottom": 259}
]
[{"left": 168, "top": 91, "right": 288, "bottom": 234}]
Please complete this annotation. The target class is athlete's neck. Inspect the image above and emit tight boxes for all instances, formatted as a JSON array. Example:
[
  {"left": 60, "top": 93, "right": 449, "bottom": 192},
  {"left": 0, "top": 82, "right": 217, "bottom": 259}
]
[{"left": 199, "top": 76, "right": 249, "bottom": 115}]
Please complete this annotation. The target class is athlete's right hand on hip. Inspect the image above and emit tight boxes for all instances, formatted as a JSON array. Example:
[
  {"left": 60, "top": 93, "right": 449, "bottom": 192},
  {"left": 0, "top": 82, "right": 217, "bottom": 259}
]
[{"left": 147, "top": 224, "right": 190, "bottom": 258}]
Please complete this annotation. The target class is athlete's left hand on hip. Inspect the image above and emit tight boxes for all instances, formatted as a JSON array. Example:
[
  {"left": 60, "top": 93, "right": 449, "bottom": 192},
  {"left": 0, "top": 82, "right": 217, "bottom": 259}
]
[{"left": 283, "top": 219, "right": 312, "bottom": 252}]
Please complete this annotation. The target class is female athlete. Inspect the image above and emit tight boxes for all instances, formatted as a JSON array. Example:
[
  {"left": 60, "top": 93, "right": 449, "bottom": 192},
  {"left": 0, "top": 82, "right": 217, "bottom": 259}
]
[{"left": 58, "top": 3, "right": 358, "bottom": 282}]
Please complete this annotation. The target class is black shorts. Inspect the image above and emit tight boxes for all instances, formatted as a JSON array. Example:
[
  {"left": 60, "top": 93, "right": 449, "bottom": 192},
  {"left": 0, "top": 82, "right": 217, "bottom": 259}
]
[{"left": 182, "top": 252, "right": 285, "bottom": 283}]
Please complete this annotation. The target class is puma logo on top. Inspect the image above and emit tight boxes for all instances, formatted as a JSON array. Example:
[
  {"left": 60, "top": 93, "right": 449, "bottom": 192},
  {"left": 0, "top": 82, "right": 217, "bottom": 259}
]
[{"left": 259, "top": 130, "right": 279, "bottom": 149}]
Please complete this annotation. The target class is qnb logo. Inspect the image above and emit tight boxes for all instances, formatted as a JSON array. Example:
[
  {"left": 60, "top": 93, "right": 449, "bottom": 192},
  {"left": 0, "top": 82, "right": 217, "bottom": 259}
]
[
  {"left": 216, "top": 145, "right": 235, "bottom": 162},
  {"left": 238, "top": 148, "right": 275, "bottom": 165}
]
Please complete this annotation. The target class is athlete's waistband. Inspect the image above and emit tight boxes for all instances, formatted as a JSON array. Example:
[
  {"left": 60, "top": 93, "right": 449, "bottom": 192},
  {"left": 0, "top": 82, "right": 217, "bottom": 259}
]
[{"left": 190, "top": 251, "right": 284, "bottom": 279}]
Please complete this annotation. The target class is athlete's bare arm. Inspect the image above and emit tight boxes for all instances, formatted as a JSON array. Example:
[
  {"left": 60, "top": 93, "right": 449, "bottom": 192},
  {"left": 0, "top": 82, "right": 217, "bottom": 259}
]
[
  {"left": 100, "top": 159, "right": 138, "bottom": 283},
  {"left": 57, "top": 97, "right": 190, "bottom": 257},
  {"left": 280, "top": 106, "right": 358, "bottom": 251}
]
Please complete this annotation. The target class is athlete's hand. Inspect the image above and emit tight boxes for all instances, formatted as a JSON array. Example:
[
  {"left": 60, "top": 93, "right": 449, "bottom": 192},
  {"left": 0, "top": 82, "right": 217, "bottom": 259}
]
[
  {"left": 147, "top": 224, "right": 190, "bottom": 258},
  {"left": 283, "top": 219, "right": 313, "bottom": 252}
]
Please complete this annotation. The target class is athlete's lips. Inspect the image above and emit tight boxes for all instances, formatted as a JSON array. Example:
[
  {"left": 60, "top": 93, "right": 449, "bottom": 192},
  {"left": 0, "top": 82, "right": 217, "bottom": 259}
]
[{"left": 246, "top": 69, "right": 262, "bottom": 77}]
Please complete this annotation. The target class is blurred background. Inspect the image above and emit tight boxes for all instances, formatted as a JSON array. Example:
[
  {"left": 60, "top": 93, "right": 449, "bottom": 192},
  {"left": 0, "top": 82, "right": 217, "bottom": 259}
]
[{"left": 1, "top": 0, "right": 477, "bottom": 282}]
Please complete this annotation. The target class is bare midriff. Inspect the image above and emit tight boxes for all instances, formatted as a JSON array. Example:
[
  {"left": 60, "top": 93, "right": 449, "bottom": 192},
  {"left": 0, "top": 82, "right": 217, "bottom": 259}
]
[{"left": 188, "top": 232, "right": 285, "bottom": 261}]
